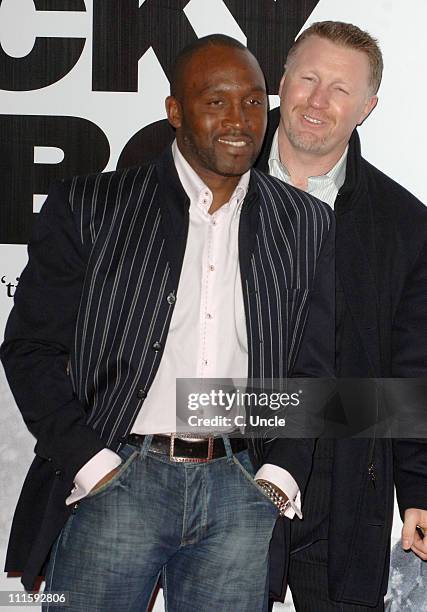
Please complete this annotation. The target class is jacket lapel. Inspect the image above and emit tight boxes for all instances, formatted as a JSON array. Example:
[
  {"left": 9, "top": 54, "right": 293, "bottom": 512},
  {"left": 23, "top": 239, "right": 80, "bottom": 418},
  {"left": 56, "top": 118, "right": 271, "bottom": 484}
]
[
  {"left": 155, "top": 147, "right": 190, "bottom": 290},
  {"left": 238, "top": 172, "right": 260, "bottom": 283},
  {"left": 335, "top": 132, "right": 382, "bottom": 376}
]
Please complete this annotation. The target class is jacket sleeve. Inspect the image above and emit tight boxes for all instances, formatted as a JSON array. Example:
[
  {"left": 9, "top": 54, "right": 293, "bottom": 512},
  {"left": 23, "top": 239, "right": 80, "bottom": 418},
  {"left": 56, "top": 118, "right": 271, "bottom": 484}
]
[
  {"left": 261, "top": 212, "right": 336, "bottom": 496},
  {"left": 0, "top": 181, "right": 106, "bottom": 481},
  {"left": 391, "top": 239, "right": 427, "bottom": 514}
]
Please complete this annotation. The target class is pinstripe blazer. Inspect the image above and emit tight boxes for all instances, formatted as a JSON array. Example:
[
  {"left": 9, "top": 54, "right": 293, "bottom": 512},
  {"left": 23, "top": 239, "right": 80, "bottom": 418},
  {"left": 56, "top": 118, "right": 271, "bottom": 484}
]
[{"left": 2, "top": 147, "right": 334, "bottom": 589}]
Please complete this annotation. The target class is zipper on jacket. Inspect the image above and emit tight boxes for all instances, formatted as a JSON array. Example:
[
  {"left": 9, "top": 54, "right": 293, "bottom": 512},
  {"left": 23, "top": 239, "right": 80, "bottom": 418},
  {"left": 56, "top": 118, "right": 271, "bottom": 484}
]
[
  {"left": 367, "top": 380, "right": 379, "bottom": 488},
  {"left": 368, "top": 462, "right": 376, "bottom": 488}
]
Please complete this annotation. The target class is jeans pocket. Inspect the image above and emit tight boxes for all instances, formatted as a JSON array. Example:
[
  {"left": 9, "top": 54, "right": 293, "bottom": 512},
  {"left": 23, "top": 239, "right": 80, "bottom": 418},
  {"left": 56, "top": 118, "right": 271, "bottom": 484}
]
[
  {"left": 233, "top": 454, "right": 279, "bottom": 515},
  {"left": 85, "top": 450, "right": 138, "bottom": 500}
]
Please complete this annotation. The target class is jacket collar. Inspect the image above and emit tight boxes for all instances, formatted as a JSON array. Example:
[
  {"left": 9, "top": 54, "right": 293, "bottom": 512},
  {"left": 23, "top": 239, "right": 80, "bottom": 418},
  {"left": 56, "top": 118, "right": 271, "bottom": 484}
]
[
  {"left": 335, "top": 135, "right": 381, "bottom": 375},
  {"left": 155, "top": 145, "right": 190, "bottom": 235},
  {"left": 329, "top": 132, "right": 381, "bottom": 375},
  {"left": 256, "top": 107, "right": 280, "bottom": 173},
  {"left": 154, "top": 146, "right": 190, "bottom": 291}
]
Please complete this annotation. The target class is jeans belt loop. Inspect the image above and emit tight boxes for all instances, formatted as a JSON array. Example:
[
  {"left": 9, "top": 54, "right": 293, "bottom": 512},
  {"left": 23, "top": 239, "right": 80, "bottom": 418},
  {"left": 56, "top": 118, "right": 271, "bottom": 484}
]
[
  {"left": 221, "top": 434, "right": 234, "bottom": 463},
  {"left": 140, "top": 434, "right": 153, "bottom": 459}
]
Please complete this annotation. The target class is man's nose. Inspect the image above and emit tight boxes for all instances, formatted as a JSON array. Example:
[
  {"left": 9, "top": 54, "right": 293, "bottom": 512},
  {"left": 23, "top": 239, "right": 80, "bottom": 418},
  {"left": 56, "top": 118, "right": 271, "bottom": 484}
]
[
  {"left": 307, "top": 84, "right": 329, "bottom": 109},
  {"left": 223, "top": 101, "right": 246, "bottom": 128}
]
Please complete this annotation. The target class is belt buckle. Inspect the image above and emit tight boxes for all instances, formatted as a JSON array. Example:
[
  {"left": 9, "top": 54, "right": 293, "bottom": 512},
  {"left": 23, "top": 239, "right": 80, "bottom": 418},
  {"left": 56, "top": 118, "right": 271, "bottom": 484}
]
[{"left": 169, "top": 433, "right": 214, "bottom": 463}]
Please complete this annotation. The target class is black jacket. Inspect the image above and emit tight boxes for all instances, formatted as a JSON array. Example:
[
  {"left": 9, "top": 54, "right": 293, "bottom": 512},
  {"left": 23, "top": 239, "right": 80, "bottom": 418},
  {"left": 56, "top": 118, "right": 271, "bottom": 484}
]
[{"left": 257, "top": 107, "right": 427, "bottom": 606}]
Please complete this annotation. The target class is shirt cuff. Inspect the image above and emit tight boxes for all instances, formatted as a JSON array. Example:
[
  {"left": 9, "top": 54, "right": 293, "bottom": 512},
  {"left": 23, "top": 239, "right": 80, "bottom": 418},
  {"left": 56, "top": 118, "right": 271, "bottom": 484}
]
[
  {"left": 255, "top": 463, "right": 302, "bottom": 519},
  {"left": 65, "top": 449, "right": 122, "bottom": 505}
]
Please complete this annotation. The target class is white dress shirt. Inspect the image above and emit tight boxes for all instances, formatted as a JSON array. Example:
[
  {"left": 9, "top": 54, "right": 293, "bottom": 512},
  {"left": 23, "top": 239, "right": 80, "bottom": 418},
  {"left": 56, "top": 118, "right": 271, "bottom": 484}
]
[
  {"left": 131, "top": 140, "right": 248, "bottom": 433},
  {"left": 67, "top": 142, "right": 301, "bottom": 518}
]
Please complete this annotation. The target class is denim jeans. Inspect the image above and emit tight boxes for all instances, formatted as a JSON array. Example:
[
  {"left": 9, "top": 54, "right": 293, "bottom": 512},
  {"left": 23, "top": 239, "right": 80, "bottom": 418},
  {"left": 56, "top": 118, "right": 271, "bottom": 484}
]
[{"left": 43, "top": 437, "right": 278, "bottom": 611}]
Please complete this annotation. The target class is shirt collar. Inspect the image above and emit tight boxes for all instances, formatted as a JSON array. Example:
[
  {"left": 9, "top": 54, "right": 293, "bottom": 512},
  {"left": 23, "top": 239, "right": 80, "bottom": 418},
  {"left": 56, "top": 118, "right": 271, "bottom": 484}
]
[{"left": 172, "top": 140, "right": 250, "bottom": 215}]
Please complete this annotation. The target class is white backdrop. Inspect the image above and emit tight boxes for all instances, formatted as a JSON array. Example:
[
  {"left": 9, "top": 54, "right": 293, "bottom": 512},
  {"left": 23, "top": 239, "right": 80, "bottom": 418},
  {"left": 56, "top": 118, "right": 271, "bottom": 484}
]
[{"left": 1, "top": 1, "right": 426, "bottom": 610}]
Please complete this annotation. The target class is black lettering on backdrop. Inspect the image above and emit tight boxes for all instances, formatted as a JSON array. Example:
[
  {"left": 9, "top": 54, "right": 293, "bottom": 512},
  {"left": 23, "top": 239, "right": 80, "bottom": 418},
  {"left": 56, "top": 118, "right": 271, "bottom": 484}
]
[
  {"left": 92, "top": 0, "right": 195, "bottom": 92},
  {"left": 0, "top": 116, "right": 109, "bottom": 244},
  {"left": 0, "top": 1, "right": 86, "bottom": 91},
  {"left": 222, "top": 0, "right": 320, "bottom": 91},
  {"left": 34, "top": 1, "right": 85, "bottom": 9}
]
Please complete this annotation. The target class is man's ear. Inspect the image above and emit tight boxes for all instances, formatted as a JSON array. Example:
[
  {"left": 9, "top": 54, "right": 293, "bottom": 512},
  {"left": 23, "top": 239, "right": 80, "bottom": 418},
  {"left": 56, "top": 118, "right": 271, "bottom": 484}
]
[
  {"left": 165, "top": 96, "right": 182, "bottom": 129},
  {"left": 358, "top": 95, "right": 378, "bottom": 126}
]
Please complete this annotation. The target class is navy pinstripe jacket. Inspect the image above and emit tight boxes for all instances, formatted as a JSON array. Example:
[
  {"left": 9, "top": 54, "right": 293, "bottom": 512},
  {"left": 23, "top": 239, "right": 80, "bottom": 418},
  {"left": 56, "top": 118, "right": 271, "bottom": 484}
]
[{"left": 2, "top": 147, "right": 334, "bottom": 589}]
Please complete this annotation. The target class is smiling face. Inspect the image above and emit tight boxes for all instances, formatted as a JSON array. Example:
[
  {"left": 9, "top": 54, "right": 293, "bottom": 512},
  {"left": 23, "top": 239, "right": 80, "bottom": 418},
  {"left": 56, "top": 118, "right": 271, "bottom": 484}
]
[
  {"left": 279, "top": 35, "right": 378, "bottom": 161},
  {"left": 166, "top": 45, "right": 267, "bottom": 184}
]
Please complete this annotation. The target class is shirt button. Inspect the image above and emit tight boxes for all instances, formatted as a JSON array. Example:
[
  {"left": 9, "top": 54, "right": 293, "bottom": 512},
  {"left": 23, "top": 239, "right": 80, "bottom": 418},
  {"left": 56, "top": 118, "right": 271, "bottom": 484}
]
[
  {"left": 55, "top": 469, "right": 61, "bottom": 476},
  {"left": 137, "top": 389, "right": 147, "bottom": 399},
  {"left": 212, "top": 220, "right": 217, "bottom": 226},
  {"left": 209, "top": 265, "right": 215, "bottom": 272},
  {"left": 152, "top": 341, "right": 162, "bottom": 351},
  {"left": 167, "top": 292, "right": 176, "bottom": 305},
  {"left": 206, "top": 313, "right": 213, "bottom": 319}
]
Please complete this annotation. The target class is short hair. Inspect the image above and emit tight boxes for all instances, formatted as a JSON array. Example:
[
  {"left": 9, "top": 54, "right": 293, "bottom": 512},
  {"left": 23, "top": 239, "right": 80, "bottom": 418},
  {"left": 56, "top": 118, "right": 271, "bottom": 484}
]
[
  {"left": 170, "top": 34, "right": 248, "bottom": 97},
  {"left": 286, "top": 21, "right": 383, "bottom": 94}
]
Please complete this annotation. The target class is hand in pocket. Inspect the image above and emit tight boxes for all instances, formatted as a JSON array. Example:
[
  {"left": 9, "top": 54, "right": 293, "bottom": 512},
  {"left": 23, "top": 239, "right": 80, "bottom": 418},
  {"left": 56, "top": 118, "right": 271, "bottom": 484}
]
[{"left": 90, "top": 466, "right": 121, "bottom": 493}]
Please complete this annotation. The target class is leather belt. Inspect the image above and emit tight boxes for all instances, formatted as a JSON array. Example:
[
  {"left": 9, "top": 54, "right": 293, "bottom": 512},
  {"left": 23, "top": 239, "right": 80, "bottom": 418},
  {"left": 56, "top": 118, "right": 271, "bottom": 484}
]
[{"left": 126, "top": 433, "right": 247, "bottom": 463}]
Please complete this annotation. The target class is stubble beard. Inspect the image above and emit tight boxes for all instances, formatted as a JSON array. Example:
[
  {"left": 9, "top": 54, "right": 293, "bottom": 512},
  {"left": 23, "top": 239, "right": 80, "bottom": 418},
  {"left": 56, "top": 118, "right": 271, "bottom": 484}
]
[
  {"left": 281, "top": 105, "right": 334, "bottom": 155},
  {"left": 286, "top": 123, "right": 330, "bottom": 155}
]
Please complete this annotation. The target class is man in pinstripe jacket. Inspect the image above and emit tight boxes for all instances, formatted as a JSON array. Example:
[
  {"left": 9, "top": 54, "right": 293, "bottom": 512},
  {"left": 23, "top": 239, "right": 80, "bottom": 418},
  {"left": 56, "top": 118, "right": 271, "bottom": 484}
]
[{"left": 2, "top": 35, "right": 334, "bottom": 610}]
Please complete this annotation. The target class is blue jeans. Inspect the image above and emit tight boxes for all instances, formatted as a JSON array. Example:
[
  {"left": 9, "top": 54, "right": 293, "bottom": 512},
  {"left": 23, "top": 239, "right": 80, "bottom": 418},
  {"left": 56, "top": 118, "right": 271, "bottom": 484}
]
[{"left": 43, "top": 437, "right": 278, "bottom": 611}]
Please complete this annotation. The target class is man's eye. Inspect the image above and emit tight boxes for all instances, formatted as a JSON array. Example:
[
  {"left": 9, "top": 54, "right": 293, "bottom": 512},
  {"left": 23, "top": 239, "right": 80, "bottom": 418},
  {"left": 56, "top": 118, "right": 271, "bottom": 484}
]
[
  {"left": 247, "top": 98, "right": 263, "bottom": 105},
  {"left": 207, "top": 100, "right": 223, "bottom": 106},
  {"left": 302, "top": 76, "right": 314, "bottom": 82},
  {"left": 336, "top": 87, "right": 349, "bottom": 95}
]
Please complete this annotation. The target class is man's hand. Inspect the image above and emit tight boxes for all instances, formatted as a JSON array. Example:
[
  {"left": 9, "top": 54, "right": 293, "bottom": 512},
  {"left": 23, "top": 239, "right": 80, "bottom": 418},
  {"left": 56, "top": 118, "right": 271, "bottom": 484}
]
[
  {"left": 259, "top": 480, "right": 289, "bottom": 502},
  {"left": 402, "top": 508, "right": 427, "bottom": 560},
  {"left": 256, "top": 479, "right": 290, "bottom": 516},
  {"left": 90, "top": 466, "right": 121, "bottom": 493}
]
